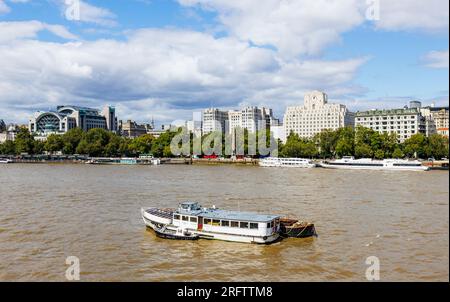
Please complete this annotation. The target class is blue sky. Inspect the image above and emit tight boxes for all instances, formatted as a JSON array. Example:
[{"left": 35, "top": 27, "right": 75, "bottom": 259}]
[{"left": 0, "top": 0, "right": 448, "bottom": 124}]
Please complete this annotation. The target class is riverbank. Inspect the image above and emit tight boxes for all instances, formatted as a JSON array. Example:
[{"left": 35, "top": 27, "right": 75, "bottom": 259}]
[{"left": 2, "top": 156, "right": 448, "bottom": 170}]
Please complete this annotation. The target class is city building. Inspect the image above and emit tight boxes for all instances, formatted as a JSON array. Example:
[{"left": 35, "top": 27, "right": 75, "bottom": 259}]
[
  {"left": 0, "top": 124, "right": 19, "bottom": 143},
  {"left": 186, "top": 120, "right": 202, "bottom": 136},
  {"left": 147, "top": 124, "right": 174, "bottom": 138},
  {"left": 270, "top": 124, "right": 286, "bottom": 143},
  {"left": 202, "top": 108, "right": 229, "bottom": 134},
  {"left": 29, "top": 105, "right": 118, "bottom": 137},
  {"left": 119, "top": 120, "right": 150, "bottom": 138},
  {"left": 185, "top": 112, "right": 202, "bottom": 136},
  {"left": 284, "top": 91, "right": 355, "bottom": 139},
  {"left": 228, "top": 106, "right": 278, "bottom": 133},
  {"left": 0, "top": 119, "right": 5, "bottom": 133},
  {"left": 420, "top": 105, "right": 449, "bottom": 137},
  {"left": 355, "top": 101, "right": 427, "bottom": 142}
]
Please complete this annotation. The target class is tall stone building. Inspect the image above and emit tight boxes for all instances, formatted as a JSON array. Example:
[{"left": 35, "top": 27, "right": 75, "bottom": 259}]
[{"left": 284, "top": 91, "right": 355, "bottom": 139}]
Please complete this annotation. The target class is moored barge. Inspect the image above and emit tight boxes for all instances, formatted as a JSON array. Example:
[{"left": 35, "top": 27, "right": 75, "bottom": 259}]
[
  {"left": 142, "top": 202, "right": 281, "bottom": 244},
  {"left": 141, "top": 202, "right": 317, "bottom": 244}
]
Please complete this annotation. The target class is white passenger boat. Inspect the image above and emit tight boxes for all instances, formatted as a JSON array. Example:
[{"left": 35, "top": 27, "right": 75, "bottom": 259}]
[
  {"left": 0, "top": 158, "right": 13, "bottom": 164},
  {"left": 259, "top": 157, "right": 316, "bottom": 168},
  {"left": 320, "top": 156, "right": 429, "bottom": 171},
  {"left": 141, "top": 202, "right": 281, "bottom": 244}
]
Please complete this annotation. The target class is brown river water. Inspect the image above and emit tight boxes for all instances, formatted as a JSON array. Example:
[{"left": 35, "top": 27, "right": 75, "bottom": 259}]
[{"left": 0, "top": 164, "right": 448, "bottom": 281}]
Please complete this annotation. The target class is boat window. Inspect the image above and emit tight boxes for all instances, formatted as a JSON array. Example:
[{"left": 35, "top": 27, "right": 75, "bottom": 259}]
[
  {"left": 221, "top": 220, "right": 230, "bottom": 227},
  {"left": 212, "top": 219, "right": 220, "bottom": 226},
  {"left": 174, "top": 214, "right": 180, "bottom": 220},
  {"left": 250, "top": 223, "right": 258, "bottom": 229},
  {"left": 230, "top": 221, "right": 239, "bottom": 228},
  {"left": 240, "top": 222, "right": 249, "bottom": 228},
  {"left": 190, "top": 217, "right": 197, "bottom": 223},
  {"left": 267, "top": 222, "right": 271, "bottom": 228},
  {"left": 182, "top": 216, "right": 188, "bottom": 221},
  {"left": 204, "top": 219, "right": 212, "bottom": 225}
]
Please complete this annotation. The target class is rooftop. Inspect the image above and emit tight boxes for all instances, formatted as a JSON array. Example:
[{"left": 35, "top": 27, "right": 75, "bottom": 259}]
[
  {"left": 201, "top": 209, "right": 280, "bottom": 222},
  {"left": 356, "top": 107, "right": 420, "bottom": 116},
  {"left": 176, "top": 202, "right": 279, "bottom": 222}
]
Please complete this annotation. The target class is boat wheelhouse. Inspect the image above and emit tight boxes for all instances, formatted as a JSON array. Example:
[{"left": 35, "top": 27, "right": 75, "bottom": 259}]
[
  {"left": 320, "top": 156, "right": 429, "bottom": 171},
  {"left": 259, "top": 157, "right": 316, "bottom": 168},
  {"left": 141, "top": 202, "right": 281, "bottom": 244}
]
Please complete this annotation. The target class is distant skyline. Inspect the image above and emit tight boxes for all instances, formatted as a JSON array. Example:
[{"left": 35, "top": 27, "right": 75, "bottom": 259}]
[{"left": 0, "top": 0, "right": 448, "bottom": 124}]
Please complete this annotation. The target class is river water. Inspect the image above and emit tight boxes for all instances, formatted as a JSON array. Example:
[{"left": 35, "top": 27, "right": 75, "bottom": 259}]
[{"left": 0, "top": 164, "right": 448, "bottom": 281}]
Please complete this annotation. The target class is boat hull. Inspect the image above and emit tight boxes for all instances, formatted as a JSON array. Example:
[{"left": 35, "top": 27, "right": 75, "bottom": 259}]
[
  {"left": 320, "top": 163, "right": 429, "bottom": 171},
  {"left": 279, "top": 223, "right": 317, "bottom": 238}
]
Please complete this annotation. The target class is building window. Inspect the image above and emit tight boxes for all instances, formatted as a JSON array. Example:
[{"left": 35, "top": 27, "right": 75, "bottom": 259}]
[{"left": 240, "top": 222, "right": 249, "bottom": 228}]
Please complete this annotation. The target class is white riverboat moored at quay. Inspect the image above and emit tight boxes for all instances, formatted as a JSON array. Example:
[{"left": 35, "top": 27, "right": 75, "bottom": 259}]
[
  {"left": 320, "top": 156, "right": 429, "bottom": 171},
  {"left": 0, "top": 158, "right": 13, "bottom": 164},
  {"left": 141, "top": 202, "right": 281, "bottom": 244},
  {"left": 259, "top": 157, "right": 316, "bottom": 168}
]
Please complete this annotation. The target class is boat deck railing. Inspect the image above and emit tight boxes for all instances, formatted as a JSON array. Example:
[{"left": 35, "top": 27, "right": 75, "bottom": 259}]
[{"left": 146, "top": 208, "right": 173, "bottom": 219}]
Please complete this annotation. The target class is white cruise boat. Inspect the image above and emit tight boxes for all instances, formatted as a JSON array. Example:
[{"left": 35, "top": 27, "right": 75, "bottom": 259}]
[
  {"left": 320, "top": 156, "right": 429, "bottom": 171},
  {"left": 0, "top": 158, "right": 13, "bottom": 164},
  {"left": 141, "top": 202, "right": 281, "bottom": 244},
  {"left": 259, "top": 157, "right": 316, "bottom": 168}
]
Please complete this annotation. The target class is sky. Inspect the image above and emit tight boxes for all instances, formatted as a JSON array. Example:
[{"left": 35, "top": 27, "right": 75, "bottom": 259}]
[{"left": 0, "top": 0, "right": 448, "bottom": 125}]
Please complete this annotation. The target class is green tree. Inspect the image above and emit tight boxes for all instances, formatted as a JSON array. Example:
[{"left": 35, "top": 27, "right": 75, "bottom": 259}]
[
  {"left": 33, "top": 140, "right": 45, "bottom": 155},
  {"left": 129, "top": 134, "right": 155, "bottom": 155},
  {"left": 105, "top": 134, "right": 124, "bottom": 157},
  {"left": 61, "top": 128, "right": 84, "bottom": 155},
  {"left": 379, "top": 132, "right": 398, "bottom": 158},
  {"left": 76, "top": 128, "right": 110, "bottom": 156},
  {"left": 314, "top": 129, "right": 340, "bottom": 158},
  {"left": 335, "top": 127, "right": 355, "bottom": 157},
  {"left": 0, "top": 140, "right": 16, "bottom": 155},
  {"left": 163, "top": 145, "right": 173, "bottom": 157},
  {"left": 15, "top": 127, "right": 35, "bottom": 155},
  {"left": 426, "top": 134, "right": 449, "bottom": 159},
  {"left": 280, "top": 133, "right": 318, "bottom": 158},
  {"left": 374, "top": 149, "right": 385, "bottom": 159},
  {"left": 151, "top": 130, "right": 179, "bottom": 157},
  {"left": 355, "top": 143, "right": 372, "bottom": 158},
  {"left": 403, "top": 133, "right": 427, "bottom": 158},
  {"left": 44, "top": 134, "right": 63, "bottom": 154},
  {"left": 392, "top": 148, "right": 405, "bottom": 159}
]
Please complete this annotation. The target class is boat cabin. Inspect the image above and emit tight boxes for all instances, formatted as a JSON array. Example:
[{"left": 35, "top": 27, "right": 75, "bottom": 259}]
[{"left": 173, "top": 202, "right": 280, "bottom": 237}]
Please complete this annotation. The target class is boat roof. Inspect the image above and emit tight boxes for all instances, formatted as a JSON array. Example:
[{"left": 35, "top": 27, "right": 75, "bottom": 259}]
[
  {"left": 200, "top": 209, "right": 280, "bottom": 223},
  {"left": 175, "top": 201, "right": 280, "bottom": 222}
]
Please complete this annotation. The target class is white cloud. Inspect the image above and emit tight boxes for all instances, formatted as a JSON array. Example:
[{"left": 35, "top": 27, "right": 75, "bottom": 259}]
[
  {"left": 0, "top": 0, "right": 10, "bottom": 14},
  {"left": 0, "top": 26, "right": 367, "bottom": 123},
  {"left": 0, "top": 20, "right": 78, "bottom": 42},
  {"left": 179, "top": 0, "right": 366, "bottom": 58},
  {"left": 422, "top": 50, "right": 449, "bottom": 69},
  {"left": 374, "top": 0, "right": 449, "bottom": 32},
  {"left": 56, "top": 0, "right": 117, "bottom": 27},
  {"left": 178, "top": 0, "right": 449, "bottom": 58}
]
